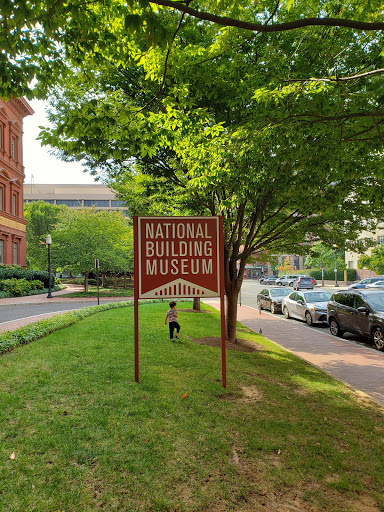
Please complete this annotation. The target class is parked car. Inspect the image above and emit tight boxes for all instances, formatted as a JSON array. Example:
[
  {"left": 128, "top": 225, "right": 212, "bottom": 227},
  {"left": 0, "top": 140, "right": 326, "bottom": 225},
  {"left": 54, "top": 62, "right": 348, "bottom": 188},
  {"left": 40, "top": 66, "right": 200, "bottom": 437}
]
[
  {"left": 256, "top": 287, "right": 292, "bottom": 314},
  {"left": 263, "top": 276, "right": 278, "bottom": 285},
  {"left": 293, "top": 276, "right": 314, "bottom": 290},
  {"left": 348, "top": 277, "right": 384, "bottom": 289},
  {"left": 327, "top": 289, "right": 384, "bottom": 351},
  {"left": 276, "top": 274, "right": 304, "bottom": 286},
  {"left": 366, "top": 280, "right": 384, "bottom": 289},
  {"left": 282, "top": 290, "right": 332, "bottom": 326}
]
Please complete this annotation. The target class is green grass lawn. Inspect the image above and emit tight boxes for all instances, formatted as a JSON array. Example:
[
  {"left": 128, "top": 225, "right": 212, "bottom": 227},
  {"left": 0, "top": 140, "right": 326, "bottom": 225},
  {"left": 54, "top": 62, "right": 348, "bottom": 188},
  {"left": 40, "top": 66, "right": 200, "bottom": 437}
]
[{"left": 1, "top": 302, "right": 384, "bottom": 512}]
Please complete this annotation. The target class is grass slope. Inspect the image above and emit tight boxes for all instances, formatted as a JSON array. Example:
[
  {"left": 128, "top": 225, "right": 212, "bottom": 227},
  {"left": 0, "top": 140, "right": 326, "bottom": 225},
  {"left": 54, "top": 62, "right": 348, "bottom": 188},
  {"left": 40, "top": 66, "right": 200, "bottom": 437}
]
[{"left": 0, "top": 302, "right": 383, "bottom": 512}]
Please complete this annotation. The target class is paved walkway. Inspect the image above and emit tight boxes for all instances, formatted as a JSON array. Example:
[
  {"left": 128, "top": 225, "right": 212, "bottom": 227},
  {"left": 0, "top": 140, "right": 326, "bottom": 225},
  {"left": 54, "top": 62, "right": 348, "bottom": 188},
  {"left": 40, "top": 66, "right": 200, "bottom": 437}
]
[{"left": 204, "top": 299, "right": 384, "bottom": 408}]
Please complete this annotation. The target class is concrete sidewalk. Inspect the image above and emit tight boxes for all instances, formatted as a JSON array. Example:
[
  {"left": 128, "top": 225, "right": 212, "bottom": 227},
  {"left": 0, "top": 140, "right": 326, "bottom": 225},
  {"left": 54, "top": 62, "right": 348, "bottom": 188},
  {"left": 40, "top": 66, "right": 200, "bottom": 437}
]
[{"left": 204, "top": 299, "right": 384, "bottom": 408}]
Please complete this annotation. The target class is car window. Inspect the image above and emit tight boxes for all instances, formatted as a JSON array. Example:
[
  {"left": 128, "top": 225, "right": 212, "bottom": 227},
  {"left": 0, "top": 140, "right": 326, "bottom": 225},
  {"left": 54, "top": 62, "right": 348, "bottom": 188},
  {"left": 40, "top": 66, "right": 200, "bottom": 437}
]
[
  {"left": 299, "top": 278, "right": 311, "bottom": 282},
  {"left": 303, "top": 291, "right": 331, "bottom": 302},
  {"left": 261, "top": 289, "right": 268, "bottom": 295},
  {"left": 296, "top": 293, "right": 304, "bottom": 302},
  {"left": 365, "top": 293, "right": 384, "bottom": 312},
  {"left": 361, "top": 279, "right": 370, "bottom": 284},
  {"left": 354, "top": 296, "right": 367, "bottom": 309},
  {"left": 289, "top": 292, "right": 297, "bottom": 301},
  {"left": 270, "top": 288, "right": 291, "bottom": 297},
  {"left": 333, "top": 293, "right": 354, "bottom": 307}
]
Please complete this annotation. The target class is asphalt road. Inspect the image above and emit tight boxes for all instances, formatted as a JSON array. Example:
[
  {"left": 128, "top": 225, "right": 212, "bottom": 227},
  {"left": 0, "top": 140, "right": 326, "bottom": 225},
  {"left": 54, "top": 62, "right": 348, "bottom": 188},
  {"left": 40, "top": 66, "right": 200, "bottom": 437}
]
[{"left": 0, "top": 302, "right": 97, "bottom": 324}]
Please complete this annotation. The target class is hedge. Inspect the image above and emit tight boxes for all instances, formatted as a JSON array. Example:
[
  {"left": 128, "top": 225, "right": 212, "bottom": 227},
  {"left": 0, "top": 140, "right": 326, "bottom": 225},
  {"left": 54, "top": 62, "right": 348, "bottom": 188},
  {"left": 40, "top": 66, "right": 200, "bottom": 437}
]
[
  {"left": 0, "top": 299, "right": 189, "bottom": 356},
  {"left": 0, "top": 278, "right": 44, "bottom": 296},
  {"left": 306, "top": 268, "right": 356, "bottom": 281},
  {"left": 0, "top": 266, "right": 51, "bottom": 287}
]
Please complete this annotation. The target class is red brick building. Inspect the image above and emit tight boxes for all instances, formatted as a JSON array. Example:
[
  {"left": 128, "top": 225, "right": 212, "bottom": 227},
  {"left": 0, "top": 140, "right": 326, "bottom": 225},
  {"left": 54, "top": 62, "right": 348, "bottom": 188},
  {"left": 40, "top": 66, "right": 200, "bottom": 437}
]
[{"left": 0, "top": 97, "right": 33, "bottom": 268}]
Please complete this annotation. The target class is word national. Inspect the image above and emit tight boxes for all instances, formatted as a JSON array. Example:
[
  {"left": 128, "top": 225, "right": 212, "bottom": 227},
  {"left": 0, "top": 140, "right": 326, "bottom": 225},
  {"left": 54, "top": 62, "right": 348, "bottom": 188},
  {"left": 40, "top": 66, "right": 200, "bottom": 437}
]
[{"left": 145, "top": 222, "right": 212, "bottom": 240}]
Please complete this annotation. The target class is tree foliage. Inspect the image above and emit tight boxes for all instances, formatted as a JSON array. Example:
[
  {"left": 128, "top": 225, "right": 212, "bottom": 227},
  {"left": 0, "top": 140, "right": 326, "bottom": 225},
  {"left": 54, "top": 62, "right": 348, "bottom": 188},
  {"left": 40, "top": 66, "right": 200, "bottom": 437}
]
[
  {"left": 358, "top": 246, "right": 384, "bottom": 275},
  {"left": 2, "top": 0, "right": 384, "bottom": 99},
  {"left": 24, "top": 201, "right": 66, "bottom": 270},
  {"left": 52, "top": 209, "right": 133, "bottom": 289},
  {"left": 305, "top": 242, "right": 346, "bottom": 270}
]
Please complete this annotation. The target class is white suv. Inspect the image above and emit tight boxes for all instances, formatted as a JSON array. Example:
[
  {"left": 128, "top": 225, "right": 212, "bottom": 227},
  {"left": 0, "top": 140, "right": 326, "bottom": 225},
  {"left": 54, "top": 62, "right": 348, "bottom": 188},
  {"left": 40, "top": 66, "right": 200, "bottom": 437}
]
[{"left": 276, "top": 274, "right": 305, "bottom": 286}]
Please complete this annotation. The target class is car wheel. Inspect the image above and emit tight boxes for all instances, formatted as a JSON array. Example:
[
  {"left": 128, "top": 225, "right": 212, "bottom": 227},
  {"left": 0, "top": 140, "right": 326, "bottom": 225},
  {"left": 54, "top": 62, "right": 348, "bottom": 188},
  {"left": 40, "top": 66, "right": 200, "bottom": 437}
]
[
  {"left": 289, "top": 281, "right": 294, "bottom": 286},
  {"left": 271, "top": 303, "right": 276, "bottom": 314},
  {"left": 283, "top": 306, "right": 290, "bottom": 319},
  {"left": 329, "top": 318, "right": 344, "bottom": 337},
  {"left": 372, "top": 327, "right": 384, "bottom": 351},
  {"left": 305, "top": 312, "right": 313, "bottom": 326},
  {"left": 277, "top": 282, "right": 282, "bottom": 286}
]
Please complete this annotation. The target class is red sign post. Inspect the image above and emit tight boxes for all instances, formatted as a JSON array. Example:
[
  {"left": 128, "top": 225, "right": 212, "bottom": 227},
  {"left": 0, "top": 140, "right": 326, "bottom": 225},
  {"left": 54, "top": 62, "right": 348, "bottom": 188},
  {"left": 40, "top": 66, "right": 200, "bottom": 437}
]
[{"left": 134, "top": 216, "right": 226, "bottom": 386}]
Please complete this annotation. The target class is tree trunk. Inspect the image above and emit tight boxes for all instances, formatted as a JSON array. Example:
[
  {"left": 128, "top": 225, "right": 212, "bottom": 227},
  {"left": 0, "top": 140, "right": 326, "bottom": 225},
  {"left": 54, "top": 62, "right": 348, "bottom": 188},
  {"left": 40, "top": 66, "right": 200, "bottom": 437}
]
[
  {"left": 124, "top": 274, "right": 127, "bottom": 288},
  {"left": 84, "top": 271, "right": 89, "bottom": 292},
  {"left": 193, "top": 298, "right": 201, "bottom": 311},
  {"left": 225, "top": 287, "right": 240, "bottom": 342},
  {"left": 113, "top": 274, "right": 118, "bottom": 289}
]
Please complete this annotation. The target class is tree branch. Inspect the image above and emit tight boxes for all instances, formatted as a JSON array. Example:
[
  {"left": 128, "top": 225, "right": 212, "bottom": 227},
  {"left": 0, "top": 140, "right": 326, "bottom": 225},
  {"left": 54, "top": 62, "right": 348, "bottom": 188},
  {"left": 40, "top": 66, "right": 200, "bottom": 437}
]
[
  {"left": 136, "top": 9, "right": 187, "bottom": 113},
  {"left": 287, "top": 68, "right": 384, "bottom": 83},
  {"left": 149, "top": 0, "right": 384, "bottom": 32}
]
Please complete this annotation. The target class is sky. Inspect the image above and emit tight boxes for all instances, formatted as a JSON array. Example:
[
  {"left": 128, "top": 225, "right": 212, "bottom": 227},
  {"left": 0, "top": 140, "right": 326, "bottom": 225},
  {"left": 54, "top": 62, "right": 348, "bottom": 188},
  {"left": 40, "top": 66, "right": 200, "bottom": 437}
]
[{"left": 23, "top": 99, "right": 96, "bottom": 185}]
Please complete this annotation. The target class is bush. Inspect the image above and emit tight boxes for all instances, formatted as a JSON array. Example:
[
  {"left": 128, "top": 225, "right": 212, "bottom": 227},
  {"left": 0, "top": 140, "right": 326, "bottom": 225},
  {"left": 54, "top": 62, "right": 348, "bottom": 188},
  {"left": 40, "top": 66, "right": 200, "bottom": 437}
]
[
  {"left": 306, "top": 269, "right": 356, "bottom": 281},
  {"left": 0, "top": 265, "right": 50, "bottom": 287},
  {"left": 0, "top": 278, "right": 44, "bottom": 296}
]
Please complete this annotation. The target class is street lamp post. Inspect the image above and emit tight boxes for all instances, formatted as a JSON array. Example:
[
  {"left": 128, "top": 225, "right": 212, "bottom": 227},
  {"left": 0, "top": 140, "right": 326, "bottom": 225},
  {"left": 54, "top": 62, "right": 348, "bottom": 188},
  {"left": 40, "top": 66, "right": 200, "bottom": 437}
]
[
  {"left": 333, "top": 247, "right": 339, "bottom": 288},
  {"left": 46, "top": 235, "right": 52, "bottom": 298}
]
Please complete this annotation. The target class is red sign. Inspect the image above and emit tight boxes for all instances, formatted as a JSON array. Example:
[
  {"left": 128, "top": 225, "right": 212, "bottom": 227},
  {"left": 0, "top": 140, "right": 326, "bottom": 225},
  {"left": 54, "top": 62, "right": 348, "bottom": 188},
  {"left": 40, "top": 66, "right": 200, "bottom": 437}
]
[{"left": 135, "top": 216, "right": 222, "bottom": 299}]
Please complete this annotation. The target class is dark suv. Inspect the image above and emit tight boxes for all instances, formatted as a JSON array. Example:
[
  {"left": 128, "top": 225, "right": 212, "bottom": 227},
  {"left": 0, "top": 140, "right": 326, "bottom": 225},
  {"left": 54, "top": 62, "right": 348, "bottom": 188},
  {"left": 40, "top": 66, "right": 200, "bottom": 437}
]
[{"left": 327, "top": 290, "right": 384, "bottom": 351}]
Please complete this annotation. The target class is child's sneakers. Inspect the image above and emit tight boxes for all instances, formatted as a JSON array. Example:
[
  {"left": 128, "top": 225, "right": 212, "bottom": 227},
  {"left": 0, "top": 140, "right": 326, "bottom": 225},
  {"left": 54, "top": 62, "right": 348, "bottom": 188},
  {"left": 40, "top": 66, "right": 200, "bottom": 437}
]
[
  {"left": 171, "top": 338, "right": 175, "bottom": 343},
  {"left": 175, "top": 334, "right": 179, "bottom": 340}
]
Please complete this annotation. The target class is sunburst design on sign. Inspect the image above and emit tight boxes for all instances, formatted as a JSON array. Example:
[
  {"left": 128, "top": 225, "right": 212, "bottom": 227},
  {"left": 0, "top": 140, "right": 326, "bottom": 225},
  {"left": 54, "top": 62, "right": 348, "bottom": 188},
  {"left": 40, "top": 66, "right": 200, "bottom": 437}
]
[{"left": 139, "top": 278, "right": 220, "bottom": 299}]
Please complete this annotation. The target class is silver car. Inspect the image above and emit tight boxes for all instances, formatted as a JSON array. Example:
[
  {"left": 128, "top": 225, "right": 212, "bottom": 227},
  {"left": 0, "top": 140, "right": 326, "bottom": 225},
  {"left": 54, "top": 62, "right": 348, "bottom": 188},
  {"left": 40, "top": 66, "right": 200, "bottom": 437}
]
[{"left": 282, "top": 290, "right": 332, "bottom": 326}]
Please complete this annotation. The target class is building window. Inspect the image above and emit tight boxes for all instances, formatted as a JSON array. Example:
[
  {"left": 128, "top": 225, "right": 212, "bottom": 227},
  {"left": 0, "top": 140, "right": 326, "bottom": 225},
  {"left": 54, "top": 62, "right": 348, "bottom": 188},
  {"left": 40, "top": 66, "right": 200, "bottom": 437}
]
[
  {"left": 56, "top": 199, "right": 82, "bottom": 207},
  {"left": 0, "top": 240, "right": 3, "bottom": 263},
  {"left": 348, "top": 261, "right": 354, "bottom": 268},
  {"left": 11, "top": 136, "right": 16, "bottom": 159},
  {"left": 378, "top": 236, "right": 384, "bottom": 245},
  {"left": 84, "top": 200, "right": 110, "bottom": 208},
  {"left": 111, "top": 200, "right": 125, "bottom": 207},
  {"left": 0, "top": 187, "right": 3, "bottom": 210},
  {"left": 12, "top": 193, "right": 17, "bottom": 216},
  {"left": 13, "top": 242, "right": 18, "bottom": 265}
]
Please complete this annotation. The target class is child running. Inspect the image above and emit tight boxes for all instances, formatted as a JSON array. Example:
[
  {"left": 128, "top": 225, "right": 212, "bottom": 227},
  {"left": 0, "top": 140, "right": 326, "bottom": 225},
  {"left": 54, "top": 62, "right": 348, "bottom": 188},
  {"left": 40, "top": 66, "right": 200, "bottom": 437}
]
[{"left": 165, "top": 300, "right": 180, "bottom": 342}]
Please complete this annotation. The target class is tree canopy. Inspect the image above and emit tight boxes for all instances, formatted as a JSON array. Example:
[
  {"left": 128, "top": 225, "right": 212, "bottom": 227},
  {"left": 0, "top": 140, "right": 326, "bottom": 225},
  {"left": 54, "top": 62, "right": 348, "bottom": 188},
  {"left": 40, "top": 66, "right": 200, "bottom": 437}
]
[
  {"left": 52, "top": 209, "right": 133, "bottom": 289},
  {"left": 2, "top": 0, "right": 384, "bottom": 98},
  {"left": 24, "top": 201, "right": 66, "bottom": 270},
  {"left": 358, "top": 246, "right": 384, "bottom": 275}
]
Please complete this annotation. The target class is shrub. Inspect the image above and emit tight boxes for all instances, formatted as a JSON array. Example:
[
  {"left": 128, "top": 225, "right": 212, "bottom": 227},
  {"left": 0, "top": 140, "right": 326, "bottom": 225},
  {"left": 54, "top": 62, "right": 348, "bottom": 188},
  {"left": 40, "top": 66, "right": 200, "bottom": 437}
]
[
  {"left": 0, "top": 266, "right": 50, "bottom": 287},
  {"left": 0, "top": 278, "right": 44, "bottom": 296},
  {"left": 306, "top": 269, "right": 356, "bottom": 281}
]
